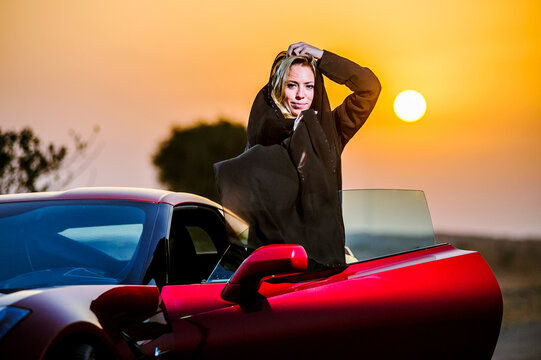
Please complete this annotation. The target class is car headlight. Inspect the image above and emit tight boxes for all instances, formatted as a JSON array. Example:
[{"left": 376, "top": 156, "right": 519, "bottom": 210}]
[{"left": 0, "top": 306, "right": 31, "bottom": 340}]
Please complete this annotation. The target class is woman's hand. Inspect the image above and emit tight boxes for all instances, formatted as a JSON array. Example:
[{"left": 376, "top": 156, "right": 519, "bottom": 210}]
[{"left": 287, "top": 42, "right": 324, "bottom": 60}]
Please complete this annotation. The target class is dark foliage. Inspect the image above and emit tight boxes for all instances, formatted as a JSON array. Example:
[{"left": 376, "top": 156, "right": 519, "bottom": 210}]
[
  {"left": 0, "top": 127, "right": 99, "bottom": 194},
  {"left": 0, "top": 128, "right": 69, "bottom": 194},
  {"left": 153, "top": 119, "right": 246, "bottom": 201}
]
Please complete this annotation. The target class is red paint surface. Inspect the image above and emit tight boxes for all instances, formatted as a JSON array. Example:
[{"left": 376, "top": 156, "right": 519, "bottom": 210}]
[{"left": 160, "top": 244, "right": 502, "bottom": 359}]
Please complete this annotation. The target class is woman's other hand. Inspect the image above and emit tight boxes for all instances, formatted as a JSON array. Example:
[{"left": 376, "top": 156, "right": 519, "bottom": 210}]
[{"left": 287, "top": 42, "right": 324, "bottom": 60}]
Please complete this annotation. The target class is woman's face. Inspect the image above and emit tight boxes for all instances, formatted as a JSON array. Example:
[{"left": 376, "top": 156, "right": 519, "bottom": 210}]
[{"left": 284, "top": 64, "right": 315, "bottom": 117}]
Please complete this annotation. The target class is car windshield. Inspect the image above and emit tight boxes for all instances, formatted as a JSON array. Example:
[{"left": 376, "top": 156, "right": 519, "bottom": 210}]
[
  {"left": 0, "top": 200, "right": 158, "bottom": 290},
  {"left": 342, "top": 189, "right": 436, "bottom": 263}
]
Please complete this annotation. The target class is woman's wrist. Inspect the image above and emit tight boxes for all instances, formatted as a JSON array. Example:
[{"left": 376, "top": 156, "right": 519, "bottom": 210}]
[{"left": 313, "top": 48, "right": 324, "bottom": 59}]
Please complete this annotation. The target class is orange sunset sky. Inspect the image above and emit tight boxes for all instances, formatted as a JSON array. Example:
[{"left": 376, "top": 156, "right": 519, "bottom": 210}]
[{"left": 1, "top": 1, "right": 540, "bottom": 238}]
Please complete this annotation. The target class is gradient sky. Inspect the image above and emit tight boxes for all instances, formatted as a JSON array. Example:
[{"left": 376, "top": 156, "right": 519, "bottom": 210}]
[{"left": 1, "top": 0, "right": 540, "bottom": 238}]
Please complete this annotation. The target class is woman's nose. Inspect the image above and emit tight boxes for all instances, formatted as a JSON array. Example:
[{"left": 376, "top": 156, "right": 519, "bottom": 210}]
[{"left": 296, "top": 88, "right": 305, "bottom": 99}]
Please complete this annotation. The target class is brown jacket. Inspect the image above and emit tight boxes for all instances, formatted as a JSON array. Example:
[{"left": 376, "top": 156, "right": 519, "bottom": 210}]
[
  {"left": 216, "top": 51, "right": 380, "bottom": 266},
  {"left": 247, "top": 50, "right": 381, "bottom": 190}
]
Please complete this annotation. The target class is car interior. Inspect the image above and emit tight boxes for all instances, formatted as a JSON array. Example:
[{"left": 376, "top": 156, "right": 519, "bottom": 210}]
[{"left": 167, "top": 206, "right": 230, "bottom": 285}]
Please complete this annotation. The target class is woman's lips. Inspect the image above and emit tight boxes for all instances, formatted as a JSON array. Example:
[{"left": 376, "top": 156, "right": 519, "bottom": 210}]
[{"left": 291, "top": 102, "right": 307, "bottom": 108}]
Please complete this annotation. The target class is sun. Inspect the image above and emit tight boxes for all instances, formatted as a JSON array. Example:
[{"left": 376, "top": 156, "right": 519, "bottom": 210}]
[{"left": 394, "top": 90, "right": 426, "bottom": 122}]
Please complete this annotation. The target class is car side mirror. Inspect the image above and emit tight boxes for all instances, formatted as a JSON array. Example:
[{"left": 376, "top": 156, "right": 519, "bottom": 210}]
[
  {"left": 221, "top": 244, "right": 308, "bottom": 303},
  {"left": 90, "top": 286, "right": 161, "bottom": 333}
]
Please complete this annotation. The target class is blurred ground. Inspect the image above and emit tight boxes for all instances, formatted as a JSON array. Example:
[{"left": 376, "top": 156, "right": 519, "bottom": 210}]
[{"left": 436, "top": 234, "right": 541, "bottom": 360}]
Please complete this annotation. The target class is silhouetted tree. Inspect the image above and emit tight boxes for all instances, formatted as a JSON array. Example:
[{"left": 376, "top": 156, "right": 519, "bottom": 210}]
[
  {"left": 0, "top": 126, "right": 99, "bottom": 194},
  {"left": 153, "top": 119, "right": 246, "bottom": 201}
]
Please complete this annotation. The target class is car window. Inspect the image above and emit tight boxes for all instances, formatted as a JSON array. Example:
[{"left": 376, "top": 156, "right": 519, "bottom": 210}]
[
  {"left": 207, "top": 209, "right": 251, "bottom": 283},
  {"left": 342, "top": 189, "right": 436, "bottom": 263},
  {"left": 186, "top": 226, "right": 218, "bottom": 254},
  {"left": 206, "top": 244, "right": 250, "bottom": 283},
  {"left": 208, "top": 190, "right": 438, "bottom": 280}
]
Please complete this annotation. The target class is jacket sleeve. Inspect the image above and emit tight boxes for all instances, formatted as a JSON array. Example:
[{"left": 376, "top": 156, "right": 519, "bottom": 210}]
[{"left": 318, "top": 50, "right": 381, "bottom": 149}]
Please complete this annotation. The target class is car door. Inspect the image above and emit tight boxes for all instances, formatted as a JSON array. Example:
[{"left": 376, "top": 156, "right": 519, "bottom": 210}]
[{"left": 152, "top": 190, "right": 502, "bottom": 359}]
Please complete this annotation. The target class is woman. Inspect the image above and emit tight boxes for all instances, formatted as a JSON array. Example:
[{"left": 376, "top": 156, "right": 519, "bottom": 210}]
[{"left": 216, "top": 42, "right": 380, "bottom": 268}]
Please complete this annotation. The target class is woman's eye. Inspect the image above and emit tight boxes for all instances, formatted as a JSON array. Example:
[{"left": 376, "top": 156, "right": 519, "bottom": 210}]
[
  {"left": 306, "top": 84, "right": 314, "bottom": 89},
  {"left": 287, "top": 83, "right": 297, "bottom": 89}
]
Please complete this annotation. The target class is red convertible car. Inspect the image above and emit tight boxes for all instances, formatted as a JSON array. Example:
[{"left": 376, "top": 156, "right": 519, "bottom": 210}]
[{"left": 0, "top": 187, "right": 502, "bottom": 359}]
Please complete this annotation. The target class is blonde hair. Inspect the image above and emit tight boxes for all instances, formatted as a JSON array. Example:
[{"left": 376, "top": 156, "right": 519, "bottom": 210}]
[{"left": 271, "top": 54, "right": 317, "bottom": 119}]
